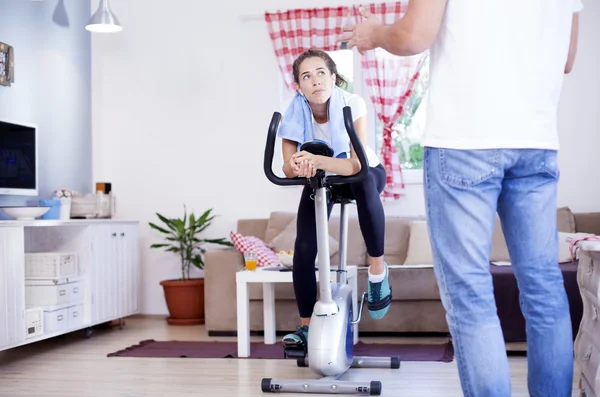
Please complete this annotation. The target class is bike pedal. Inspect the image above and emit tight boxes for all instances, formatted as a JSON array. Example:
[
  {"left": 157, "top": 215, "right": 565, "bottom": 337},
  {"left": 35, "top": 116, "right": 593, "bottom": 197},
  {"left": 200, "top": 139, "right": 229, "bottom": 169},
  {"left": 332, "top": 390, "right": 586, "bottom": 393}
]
[{"left": 282, "top": 345, "right": 307, "bottom": 359}]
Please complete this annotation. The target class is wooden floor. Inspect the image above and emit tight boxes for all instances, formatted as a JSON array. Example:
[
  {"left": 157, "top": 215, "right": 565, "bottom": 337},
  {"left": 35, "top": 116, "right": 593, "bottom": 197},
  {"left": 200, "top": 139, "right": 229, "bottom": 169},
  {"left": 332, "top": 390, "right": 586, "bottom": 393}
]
[{"left": 0, "top": 316, "right": 581, "bottom": 396}]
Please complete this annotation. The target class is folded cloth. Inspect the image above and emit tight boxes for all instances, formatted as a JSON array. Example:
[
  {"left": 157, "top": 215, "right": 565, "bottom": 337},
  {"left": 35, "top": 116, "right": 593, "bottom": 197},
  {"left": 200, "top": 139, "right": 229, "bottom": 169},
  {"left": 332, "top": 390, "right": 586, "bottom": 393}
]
[{"left": 277, "top": 85, "right": 351, "bottom": 159}]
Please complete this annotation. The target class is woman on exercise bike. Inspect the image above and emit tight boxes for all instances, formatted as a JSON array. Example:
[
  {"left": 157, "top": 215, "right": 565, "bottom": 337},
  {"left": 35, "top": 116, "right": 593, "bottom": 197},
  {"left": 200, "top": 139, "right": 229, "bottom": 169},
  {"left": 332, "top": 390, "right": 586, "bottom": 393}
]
[{"left": 277, "top": 49, "right": 390, "bottom": 349}]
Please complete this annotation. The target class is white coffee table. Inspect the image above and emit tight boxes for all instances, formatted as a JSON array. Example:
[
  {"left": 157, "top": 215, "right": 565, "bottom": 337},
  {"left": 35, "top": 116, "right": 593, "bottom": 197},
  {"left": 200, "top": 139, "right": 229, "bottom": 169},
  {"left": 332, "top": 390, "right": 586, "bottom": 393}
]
[{"left": 236, "top": 265, "right": 359, "bottom": 358}]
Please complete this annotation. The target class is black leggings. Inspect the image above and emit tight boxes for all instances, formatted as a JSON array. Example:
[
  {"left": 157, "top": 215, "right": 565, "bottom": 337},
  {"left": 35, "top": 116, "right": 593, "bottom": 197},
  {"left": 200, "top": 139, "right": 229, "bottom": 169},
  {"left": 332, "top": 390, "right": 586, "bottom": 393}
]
[{"left": 293, "top": 164, "right": 387, "bottom": 318}]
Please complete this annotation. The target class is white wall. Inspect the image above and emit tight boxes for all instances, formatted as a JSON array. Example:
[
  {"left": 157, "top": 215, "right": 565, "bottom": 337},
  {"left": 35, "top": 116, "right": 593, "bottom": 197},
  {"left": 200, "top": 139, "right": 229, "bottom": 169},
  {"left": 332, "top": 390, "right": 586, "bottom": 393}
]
[
  {"left": 91, "top": 0, "right": 600, "bottom": 315},
  {"left": 0, "top": 0, "right": 92, "bottom": 213}
]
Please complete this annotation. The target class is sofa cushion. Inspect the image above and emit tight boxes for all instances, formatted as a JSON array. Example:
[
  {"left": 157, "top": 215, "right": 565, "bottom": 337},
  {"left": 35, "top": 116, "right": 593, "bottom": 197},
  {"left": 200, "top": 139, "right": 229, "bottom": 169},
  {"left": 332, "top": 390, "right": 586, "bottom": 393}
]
[
  {"left": 328, "top": 214, "right": 368, "bottom": 266},
  {"left": 489, "top": 215, "right": 510, "bottom": 262},
  {"left": 268, "top": 214, "right": 340, "bottom": 257},
  {"left": 404, "top": 220, "right": 433, "bottom": 265},
  {"left": 237, "top": 218, "right": 269, "bottom": 241},
  {"left": 264, "top": 212, "right": 296, "bottom": 243},
  {"left": 378, "top": 216, "right": 422, "bottom": 265},
  {"left": 574, "top": 212, "right": 600, "bottom": 235},
  {"left": 557, "top": 206, "right": 577, "bottom": 233}
]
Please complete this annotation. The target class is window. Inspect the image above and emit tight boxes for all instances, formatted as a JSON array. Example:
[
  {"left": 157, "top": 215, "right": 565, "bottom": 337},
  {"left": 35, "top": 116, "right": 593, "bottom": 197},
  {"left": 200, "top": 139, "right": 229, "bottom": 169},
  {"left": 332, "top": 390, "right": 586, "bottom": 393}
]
[
  {"left": 376, "top": 56, "right": 429, "bottom": 171},
  {"left": 329, "top": 49, "right": 429, "bottom": 175},
  {"left": 326, "top": 49, "right": 355, "bottom": 94}
]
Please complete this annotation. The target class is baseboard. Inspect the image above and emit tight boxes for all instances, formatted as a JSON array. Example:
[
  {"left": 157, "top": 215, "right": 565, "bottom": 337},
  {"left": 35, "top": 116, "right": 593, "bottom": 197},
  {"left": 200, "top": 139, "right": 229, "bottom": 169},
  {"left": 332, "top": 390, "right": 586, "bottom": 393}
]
[{"left": 208, "top": 330, "right": 451, "bottom": 338}]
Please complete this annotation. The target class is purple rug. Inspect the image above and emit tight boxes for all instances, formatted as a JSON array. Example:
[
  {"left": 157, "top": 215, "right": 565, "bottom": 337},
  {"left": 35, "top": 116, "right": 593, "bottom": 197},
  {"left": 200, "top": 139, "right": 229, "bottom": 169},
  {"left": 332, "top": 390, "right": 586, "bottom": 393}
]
[{"left": 107, "top": 339, "right": 454, "bottom": 362}]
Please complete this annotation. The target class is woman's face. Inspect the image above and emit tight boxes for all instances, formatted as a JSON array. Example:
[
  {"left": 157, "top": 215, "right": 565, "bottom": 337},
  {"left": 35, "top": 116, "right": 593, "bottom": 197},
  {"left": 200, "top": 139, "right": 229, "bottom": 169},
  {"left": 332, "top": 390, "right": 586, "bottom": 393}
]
[{"left": 295, "top": 57, "right": 336, "bottom": 106}]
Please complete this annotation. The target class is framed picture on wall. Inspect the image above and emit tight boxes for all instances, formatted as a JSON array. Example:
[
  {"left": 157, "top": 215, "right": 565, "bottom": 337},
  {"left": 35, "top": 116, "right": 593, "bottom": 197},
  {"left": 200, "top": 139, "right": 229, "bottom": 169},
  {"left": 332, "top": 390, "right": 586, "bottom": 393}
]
[{"left": 0, "top": 42, "right": 15, "bottom": 87}]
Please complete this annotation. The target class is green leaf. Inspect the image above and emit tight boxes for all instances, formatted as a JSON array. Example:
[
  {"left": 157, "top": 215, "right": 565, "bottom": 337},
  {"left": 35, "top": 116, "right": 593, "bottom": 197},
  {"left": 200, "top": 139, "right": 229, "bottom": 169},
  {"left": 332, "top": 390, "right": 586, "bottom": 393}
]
[
  {"left": 156, "top": 212, "right": 177, "bottom": 232},
  {"left": 202, "top": 238, "right": 233, "bottom": 246},
  {"left": 192, "top": 254, "right": 204, "bottom": 270},
  {"left": 148, "top": 222, "right": 171, "bottom": 235},
  {"left": 150, "top": 243, "right": 170, "bottom": 249}
]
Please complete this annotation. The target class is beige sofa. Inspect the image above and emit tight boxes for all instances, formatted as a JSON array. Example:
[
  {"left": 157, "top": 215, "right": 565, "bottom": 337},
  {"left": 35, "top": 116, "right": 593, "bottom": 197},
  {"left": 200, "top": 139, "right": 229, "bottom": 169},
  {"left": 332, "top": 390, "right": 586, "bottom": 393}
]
[{"left": 204, "top": 207, "right": 600, "bottom": 336}]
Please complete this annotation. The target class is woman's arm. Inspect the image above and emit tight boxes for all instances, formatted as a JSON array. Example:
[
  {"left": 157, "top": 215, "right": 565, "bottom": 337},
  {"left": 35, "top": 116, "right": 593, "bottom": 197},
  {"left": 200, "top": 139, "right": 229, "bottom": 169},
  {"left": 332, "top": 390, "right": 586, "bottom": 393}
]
[
  {"left": 282, "top": 138, "right": 315, "bottom": 178},
  {"left": 314, "top": 115, "right": 367, "bottom": 176},
  {"left": 282, "top": 139, "right": 300, "bottom": 178}
]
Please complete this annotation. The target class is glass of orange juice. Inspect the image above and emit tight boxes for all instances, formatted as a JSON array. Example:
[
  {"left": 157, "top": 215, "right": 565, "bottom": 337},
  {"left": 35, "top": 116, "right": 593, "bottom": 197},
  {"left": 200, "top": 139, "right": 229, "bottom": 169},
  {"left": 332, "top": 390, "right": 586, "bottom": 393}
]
[{"left": 244, "top": 251, "right": 258, "bottom": 271}]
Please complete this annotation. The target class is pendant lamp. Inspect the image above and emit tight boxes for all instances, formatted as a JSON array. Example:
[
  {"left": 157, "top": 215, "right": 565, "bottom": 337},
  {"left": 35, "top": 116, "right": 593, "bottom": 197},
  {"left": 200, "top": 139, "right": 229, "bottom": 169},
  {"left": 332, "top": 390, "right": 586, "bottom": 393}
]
[{"left": 85, "top": 0, "right": 122, "bottom": 33}]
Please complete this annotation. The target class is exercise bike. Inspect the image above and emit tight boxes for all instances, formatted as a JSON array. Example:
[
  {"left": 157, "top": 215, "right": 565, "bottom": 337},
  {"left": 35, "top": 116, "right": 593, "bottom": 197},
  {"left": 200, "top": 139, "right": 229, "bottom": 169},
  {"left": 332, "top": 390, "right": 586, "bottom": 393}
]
[{"left": 261, "top": 106, "right": 400, "bottom": 395}]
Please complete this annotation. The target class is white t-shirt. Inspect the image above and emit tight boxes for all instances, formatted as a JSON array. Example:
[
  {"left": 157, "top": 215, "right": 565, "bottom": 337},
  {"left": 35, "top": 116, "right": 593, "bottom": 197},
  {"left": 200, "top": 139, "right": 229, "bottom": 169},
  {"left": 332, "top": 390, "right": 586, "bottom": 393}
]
[
  {"left": 421, "top": 0, "right": 584, "bottom": 150},
  {"left": 312, "top": 91, "right": 381, "bottom": 167}
]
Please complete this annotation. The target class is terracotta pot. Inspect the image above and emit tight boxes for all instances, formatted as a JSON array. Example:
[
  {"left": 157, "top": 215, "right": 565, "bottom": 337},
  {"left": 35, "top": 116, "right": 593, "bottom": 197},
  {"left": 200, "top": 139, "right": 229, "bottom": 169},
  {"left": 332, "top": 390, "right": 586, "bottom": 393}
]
[{"left": 160, "top": 278, "right": 205, "bottom": 325}]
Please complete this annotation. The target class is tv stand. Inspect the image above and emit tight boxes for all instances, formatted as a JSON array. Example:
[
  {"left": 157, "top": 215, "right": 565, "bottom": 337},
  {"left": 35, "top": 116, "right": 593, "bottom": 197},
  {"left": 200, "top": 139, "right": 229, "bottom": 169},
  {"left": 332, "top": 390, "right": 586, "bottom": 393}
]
[{"left": 0, "top": 219, "right": 140, "bottom": 352}]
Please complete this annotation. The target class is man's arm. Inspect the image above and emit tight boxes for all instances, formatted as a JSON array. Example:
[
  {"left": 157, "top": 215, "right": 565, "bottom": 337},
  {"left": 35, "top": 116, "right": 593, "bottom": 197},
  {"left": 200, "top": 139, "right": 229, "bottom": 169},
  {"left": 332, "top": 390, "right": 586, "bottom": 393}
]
[
  {"left": 373, "top": 0, "right": 448, "bottom": 56},
  {"left": 565, "top": 13, "right": 580, "bottom": 74}
]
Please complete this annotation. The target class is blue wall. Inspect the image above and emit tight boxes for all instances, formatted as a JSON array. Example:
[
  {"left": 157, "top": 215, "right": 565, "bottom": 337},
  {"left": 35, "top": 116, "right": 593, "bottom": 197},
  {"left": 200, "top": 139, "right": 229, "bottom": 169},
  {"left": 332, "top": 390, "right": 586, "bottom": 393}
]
[{"left": 0, "top": 0, "right": 91, "bottom": 218}]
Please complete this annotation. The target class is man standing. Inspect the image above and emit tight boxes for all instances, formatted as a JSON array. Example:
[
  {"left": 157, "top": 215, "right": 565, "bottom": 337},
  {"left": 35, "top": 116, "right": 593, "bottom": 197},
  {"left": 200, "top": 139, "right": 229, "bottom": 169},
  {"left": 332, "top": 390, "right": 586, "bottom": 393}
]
[{"left": 340, "top": 0, "right": 582, "bottom": 395}]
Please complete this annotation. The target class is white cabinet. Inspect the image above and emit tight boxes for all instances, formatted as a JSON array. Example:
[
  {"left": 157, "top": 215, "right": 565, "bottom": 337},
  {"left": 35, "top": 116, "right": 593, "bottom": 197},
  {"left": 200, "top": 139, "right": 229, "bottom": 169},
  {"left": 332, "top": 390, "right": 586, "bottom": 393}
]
[
  {"left": 89, "top": 223, "right": 139, "bottom": 324},
  {"left": 0, "top": 227, "right": 25, "bottom": 349},
  {"left": 0, "top": 220, "right": 140, "bottom": 352}
]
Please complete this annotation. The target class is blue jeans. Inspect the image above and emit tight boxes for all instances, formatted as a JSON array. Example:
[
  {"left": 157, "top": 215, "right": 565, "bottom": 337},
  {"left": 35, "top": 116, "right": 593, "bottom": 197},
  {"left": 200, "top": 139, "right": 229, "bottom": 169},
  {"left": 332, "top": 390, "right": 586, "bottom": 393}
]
[{"left": 423, "top": 147, "right": 573, "bottom": 397}]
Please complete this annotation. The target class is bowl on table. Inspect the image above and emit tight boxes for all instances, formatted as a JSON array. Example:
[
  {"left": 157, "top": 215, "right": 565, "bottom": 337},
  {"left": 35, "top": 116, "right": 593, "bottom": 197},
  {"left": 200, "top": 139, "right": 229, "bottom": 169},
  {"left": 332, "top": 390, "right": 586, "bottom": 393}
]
[{"left": 0, "top": 206, "right": 50, "bottom": 220}]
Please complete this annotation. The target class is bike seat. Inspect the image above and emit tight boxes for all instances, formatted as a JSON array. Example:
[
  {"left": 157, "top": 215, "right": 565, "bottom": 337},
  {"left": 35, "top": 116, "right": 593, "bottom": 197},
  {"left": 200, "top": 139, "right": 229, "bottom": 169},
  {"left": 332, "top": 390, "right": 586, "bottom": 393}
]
[
  {"left": 300, "top": 140, "right": 333, "bottom": 157},
  {"left": 331, "top": 189, "right": 356, "bottom": 205}
]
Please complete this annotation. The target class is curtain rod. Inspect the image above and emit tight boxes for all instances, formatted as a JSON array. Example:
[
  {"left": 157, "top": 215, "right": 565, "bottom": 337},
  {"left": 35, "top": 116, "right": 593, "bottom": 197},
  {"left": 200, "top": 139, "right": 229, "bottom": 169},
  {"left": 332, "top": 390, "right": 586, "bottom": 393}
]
[
  {"left": 239, "top": 3, "right": 367, "bottom": 22},
  {"left": 239, "top": 12, "right": 265, "bottom": 22}
]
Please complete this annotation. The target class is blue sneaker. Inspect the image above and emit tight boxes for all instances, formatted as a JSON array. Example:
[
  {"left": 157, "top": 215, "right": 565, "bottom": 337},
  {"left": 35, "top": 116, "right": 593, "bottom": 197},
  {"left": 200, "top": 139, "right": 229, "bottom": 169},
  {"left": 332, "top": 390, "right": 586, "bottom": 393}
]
[
  {"left": 368, "top": 263, "right": 392, "bottom": 320},
  {"left": 282, "top": 325, "right": 309, "bottom": 348}
]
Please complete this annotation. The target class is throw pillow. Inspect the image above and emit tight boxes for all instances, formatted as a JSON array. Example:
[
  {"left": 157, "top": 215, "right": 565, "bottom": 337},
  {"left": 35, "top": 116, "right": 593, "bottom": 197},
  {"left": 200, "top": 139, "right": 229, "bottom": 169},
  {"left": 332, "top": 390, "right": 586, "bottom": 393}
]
[
  {"left": 268, "top": 215, "right": 340, "bottom": 256},
  {"left": 230, "top": 231, "right": 280, "bottom": 267},
  {"left": 403, "top": 220, "right": 434, "bottom": 265}
]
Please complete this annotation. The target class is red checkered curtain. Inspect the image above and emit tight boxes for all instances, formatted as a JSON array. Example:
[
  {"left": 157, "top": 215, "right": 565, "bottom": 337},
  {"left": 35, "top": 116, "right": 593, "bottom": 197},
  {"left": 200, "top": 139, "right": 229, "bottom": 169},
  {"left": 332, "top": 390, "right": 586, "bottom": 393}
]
[
  {"left": 350, "top": 2, "right": 429, "bottom": 200},
  {"left": 264, "top": 7, "right": 347, "bottom": 94}
]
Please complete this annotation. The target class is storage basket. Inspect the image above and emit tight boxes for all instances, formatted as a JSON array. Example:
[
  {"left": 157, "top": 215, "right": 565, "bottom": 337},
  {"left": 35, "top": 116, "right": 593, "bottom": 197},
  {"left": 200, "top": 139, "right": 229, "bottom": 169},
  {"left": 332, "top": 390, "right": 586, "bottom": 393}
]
[
  {"left": 25, "top": 307, "right": 44, "bottom": 339},
  {"left": 25, "top": 252, "right": 78, "bottom": 279}
]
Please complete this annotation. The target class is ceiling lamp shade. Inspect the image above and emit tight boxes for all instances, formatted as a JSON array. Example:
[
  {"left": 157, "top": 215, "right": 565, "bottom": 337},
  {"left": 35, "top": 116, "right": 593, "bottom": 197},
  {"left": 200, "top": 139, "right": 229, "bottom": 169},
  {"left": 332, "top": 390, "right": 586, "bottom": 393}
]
[{"left": 85, "top": 0, "right": 122, "bottom": 33}]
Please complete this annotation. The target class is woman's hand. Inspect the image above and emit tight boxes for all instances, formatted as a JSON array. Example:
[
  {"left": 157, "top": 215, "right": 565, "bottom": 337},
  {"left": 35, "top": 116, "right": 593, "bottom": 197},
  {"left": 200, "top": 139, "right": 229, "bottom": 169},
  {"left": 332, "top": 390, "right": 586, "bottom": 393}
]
[
  {"left": 292, "top": 151, "right": 322, "bottom": 169},
  {"left": 289, "top": 154, "right": 316, "bottom": 178}
]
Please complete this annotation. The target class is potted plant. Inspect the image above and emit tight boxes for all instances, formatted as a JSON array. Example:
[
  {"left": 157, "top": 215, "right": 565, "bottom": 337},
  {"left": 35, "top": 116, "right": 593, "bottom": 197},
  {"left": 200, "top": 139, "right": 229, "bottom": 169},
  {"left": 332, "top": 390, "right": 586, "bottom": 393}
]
[{"left": 149, "top": 205, "right": 232, "bottom": 325}]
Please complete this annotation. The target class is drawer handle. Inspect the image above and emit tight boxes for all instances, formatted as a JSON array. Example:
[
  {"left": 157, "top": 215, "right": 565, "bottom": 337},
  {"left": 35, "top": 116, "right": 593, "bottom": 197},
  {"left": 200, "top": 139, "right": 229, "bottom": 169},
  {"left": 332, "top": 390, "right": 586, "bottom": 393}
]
[
  {"left": 588, "top": 263, "right": 593, "bottom": 275},
  {"left": 72, "top": 311, "right": 79, "bottom": 318},
  {"left": 59, "top": 290, "right": 66, "bottom": 296},
  {"left": 73, "top": 287, "right": 79, "bottom": 293},
  {"left": 584, "top": 346, "right": 592, "bottom": 360},
  {"left": 112, "top": 232, "right": 117, "bottom": 237},
  {"left": 594, "top": 307, "right": 598, "bottom": 321},
  {"left": 120, "top": 232, "right": 125, "bottom": 237},
  {"left": 57, "top": 315, "right": 64, "bottom": 321}
]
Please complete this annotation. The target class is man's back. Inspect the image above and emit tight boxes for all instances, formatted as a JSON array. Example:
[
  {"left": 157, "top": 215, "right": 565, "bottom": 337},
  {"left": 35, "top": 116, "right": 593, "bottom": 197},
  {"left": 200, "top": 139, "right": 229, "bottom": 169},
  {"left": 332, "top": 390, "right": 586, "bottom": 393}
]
[{"left": 422, "top": 0, "right": 583, "bottom": 150}]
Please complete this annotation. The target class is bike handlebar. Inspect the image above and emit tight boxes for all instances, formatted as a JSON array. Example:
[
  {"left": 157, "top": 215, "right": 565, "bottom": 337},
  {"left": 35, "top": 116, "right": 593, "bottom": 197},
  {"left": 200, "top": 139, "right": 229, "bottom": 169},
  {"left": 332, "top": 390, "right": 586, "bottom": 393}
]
[{"left": 263, "top": 106, "right": 369, "bottom": 186}]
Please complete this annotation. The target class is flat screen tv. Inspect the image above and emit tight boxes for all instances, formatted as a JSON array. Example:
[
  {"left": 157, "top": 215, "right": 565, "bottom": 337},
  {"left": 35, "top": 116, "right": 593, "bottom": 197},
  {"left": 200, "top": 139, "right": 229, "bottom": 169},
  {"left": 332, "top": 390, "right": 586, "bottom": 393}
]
[{"left": 0, "top": 120, "right": 37, "bottom": 196}]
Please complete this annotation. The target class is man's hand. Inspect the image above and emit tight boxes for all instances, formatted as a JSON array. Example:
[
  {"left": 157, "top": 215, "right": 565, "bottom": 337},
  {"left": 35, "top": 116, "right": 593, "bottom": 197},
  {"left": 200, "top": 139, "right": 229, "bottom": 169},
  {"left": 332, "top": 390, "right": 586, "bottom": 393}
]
[
  {"left": 339, "top": 7, "right": 384, "bottom": 55},
  {"left": 339, "top": 0, "right": 448, "bottom": 57}
]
